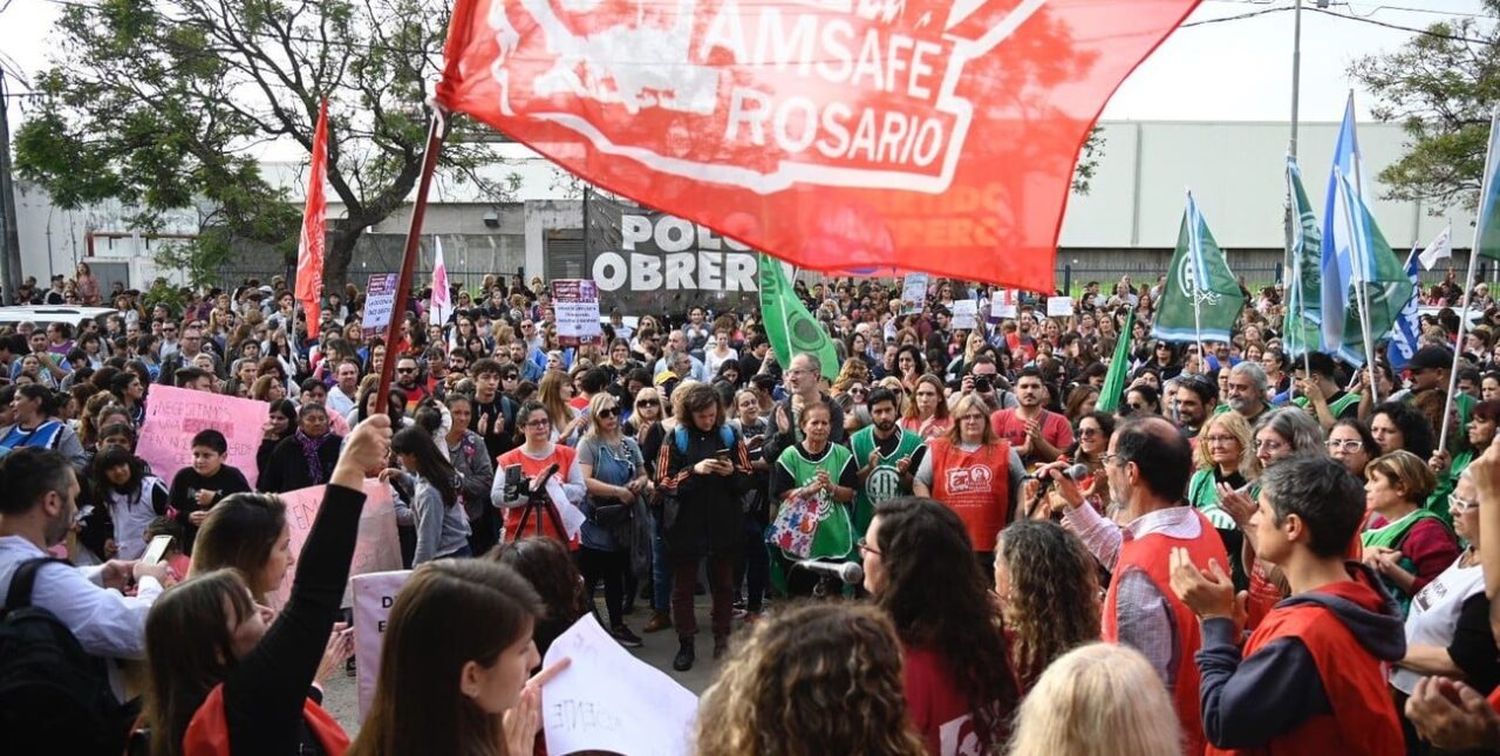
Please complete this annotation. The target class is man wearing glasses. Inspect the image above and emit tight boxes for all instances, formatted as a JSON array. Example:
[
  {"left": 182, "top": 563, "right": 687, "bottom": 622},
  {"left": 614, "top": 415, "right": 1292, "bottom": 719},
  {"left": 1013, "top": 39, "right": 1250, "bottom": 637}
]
[
  {"left": 157, "top": 327, "right": 217, "bottom": 386},
  {"left": 1045, "top": 416, "right": 1228, "bottom": 754}
]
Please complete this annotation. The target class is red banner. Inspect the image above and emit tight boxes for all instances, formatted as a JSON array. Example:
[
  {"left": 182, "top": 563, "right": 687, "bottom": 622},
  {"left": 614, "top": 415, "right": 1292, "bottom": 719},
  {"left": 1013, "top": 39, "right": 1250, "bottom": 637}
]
[{"left": 437, "top": 0, "right": 1199, "bottom": 291}]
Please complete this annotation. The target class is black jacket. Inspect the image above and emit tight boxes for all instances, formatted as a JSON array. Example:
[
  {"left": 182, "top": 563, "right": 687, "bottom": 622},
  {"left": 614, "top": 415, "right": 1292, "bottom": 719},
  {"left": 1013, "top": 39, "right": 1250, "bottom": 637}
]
[{"left": 657, "top": 423, "right": 751, "bottom": 557}]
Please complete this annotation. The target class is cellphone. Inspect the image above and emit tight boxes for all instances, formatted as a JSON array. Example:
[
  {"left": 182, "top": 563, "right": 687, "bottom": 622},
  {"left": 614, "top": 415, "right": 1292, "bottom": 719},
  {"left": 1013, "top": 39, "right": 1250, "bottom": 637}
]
[
  {"left": 714, "top": 449, "right": 731, "bottom": 460},
  {"left": 142, "top": 535, "right": 174, "bottom": 565}
]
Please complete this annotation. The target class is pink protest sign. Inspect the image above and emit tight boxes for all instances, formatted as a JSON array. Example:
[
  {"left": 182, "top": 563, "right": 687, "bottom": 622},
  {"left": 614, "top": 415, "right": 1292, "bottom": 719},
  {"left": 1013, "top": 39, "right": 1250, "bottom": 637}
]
[
  {"left": 137, "top": 385, "right": 268, "bottom": 489},
  {"left": 267, "top": 478, "right": 402, "bottom": 609}
]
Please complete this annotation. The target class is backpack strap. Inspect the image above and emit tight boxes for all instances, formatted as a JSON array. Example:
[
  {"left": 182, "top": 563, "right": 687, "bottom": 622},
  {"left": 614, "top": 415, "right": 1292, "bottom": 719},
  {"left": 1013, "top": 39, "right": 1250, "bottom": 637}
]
[
  {"left": 674, "top": 426, "right": 688, "bottom": 455},
  {"left": 4, "top": 556, "right": 69, "bottom": 614},
  {"left": 719, "top": 424, "right": 736, "bottom": 450}
]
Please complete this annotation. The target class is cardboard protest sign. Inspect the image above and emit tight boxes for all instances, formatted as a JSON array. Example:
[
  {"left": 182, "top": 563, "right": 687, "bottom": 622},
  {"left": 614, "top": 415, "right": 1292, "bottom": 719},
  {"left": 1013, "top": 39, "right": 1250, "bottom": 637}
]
[
  {"left": 1046, "top": 296, "right": 1075, "bottom": 318},
  {"left": 543, "top": 615, "right": 698, "bottom": 756},
  {"left": 990, "top": 289, "right": 1018, "bottom": 319},
  {"left": 361, "top": 273, "right": 399, "bottom": 339},
  {"left": 901, "top": 274, "right": 929, "bottom": 313},
  {"left": 352, "top": 570, "right": 413, "bottom": 721},
  {"left": 137, "top": 385, "right": 268, "bottom": 489},
  {"left": 951, "top": 300, "right": 978, "bottom": 330},
  {"left": 266, "top": 479, "right": 402, "bottom": 609},
  {"left": 551, "top": 280, "right": 603, "bottom": 346}
]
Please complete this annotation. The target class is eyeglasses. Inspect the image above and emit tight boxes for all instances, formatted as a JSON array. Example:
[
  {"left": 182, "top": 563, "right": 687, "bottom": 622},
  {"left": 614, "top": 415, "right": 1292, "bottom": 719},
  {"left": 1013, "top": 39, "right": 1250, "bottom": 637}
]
[
  {"left": 502, "top": 374, "right": 519, "bottom": 381},
  {"left": 1325, "top": 439, "right": 1364, "bottom": 453},
  {"left": 1078, "top": 426, "right": 1102, "bottom": 438},
  {"left": 1127, "top": 402, "right": 1146, "bottom": 410},
  {"left": 396, "top": 367, "right": 416, "bottom": 374},
  {"left": 850, "top": 386, "right": 867, "bottom": 395},
  {"left": 1451, "top": 493, "right": 1480, "bottom": 513},
  {"left": 597, "top": 407, "right": 618, "bottom": 419},
  {"left": 1100, "top": 452, "right": 1124, "bottom": 467},
  {"left": 637, "top": 399, "right": 660, "bottom": 407},
  {"left": 1203, "top": 434, "right": 1238, "bottom": 446},
  {"left": 959, "top": 413, "right": 986, "bottom": 422},
  {"left": 856, "top": 537, "right": 881, "bottom": 557},
  {"left": 524, "top": 419, "right": 551, "bottom": 429}
]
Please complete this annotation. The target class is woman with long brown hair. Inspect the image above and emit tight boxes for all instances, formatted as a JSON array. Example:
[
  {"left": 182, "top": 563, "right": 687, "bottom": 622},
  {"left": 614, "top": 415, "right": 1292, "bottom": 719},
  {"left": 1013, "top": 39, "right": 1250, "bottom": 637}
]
[
  {"left": 349, "top": 560, "right": 567, "bottom": 756},
  {"left": 142, "top": 416, "right": 391, "bottom": 756},
  {"left": 861, "top": 497, "right": 1019, "bottom": 754},
  {"left": 697, "top": 603, "right": 926, "bottom": 756},
  {"left": 993, "top": 520, "right": 1101, "bottom": 692},
  {"left": 899, "top": 374, "right": 951, "bottom": 441},
  {"left": 537, "top": 370, "right": 585, "bottom": 446}
]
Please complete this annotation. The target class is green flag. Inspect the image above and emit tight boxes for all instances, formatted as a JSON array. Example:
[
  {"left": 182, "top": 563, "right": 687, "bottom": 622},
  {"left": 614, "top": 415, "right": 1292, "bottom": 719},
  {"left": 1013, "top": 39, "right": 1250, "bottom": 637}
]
[
  {"left": 1476, "top": 108, "right": 1500, "bottom": 261},
  {"left": 1097, "top": 307, "right": 1134, "bottom": 414},
  {"left": 1152, "top": 192, "right": 1243, "bottom": 344},
  {"left": 1284, "top": 157, "right": 1324, "bottom": 359},
  {"left": 758, "top": 253, "right": 838, "bottom": 380}
]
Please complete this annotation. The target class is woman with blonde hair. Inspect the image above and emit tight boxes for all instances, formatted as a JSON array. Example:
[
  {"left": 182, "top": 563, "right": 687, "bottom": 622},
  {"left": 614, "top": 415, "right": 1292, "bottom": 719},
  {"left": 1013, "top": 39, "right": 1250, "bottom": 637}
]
[
  {"left": 1188, "top": 411, "right": 1258, "bottom": 589},
  {"left": 537, "top": 370, "right": 585, "bottom": 445},
  {"left": 900, "top": 374, "right": 951, "bottom": 441},
  {"left": 696, "top": 603, "right": 926, "bottom": 756},
  {"left": 1008, "top": 643, "right": 1181, "bottom": 756},
  {"left": 913, "top": 392, "right": 1021, "bottom": 564}
]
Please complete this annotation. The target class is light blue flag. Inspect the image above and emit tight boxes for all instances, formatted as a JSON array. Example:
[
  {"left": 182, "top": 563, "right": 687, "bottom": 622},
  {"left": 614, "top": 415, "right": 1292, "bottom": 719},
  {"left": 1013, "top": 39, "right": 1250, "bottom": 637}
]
[
  {"left": 1319, "top": 94, "right": 1366, "bottom": 352},
  {"left": 1388, "top": 249, "right": 1422, "bottom": 371},
  {"left": 1328, "top": 169, "right": 1413, "bottom": 367},
  {"left": 1477, "top": 108, "right": 1500, "bottom": 263}
]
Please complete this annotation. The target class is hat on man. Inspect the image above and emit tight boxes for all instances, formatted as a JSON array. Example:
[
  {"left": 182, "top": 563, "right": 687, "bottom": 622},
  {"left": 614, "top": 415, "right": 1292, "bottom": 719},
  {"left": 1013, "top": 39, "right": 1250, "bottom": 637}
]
[{"left": 1408, "top": 345, "right": 1454, "bottom": 372}]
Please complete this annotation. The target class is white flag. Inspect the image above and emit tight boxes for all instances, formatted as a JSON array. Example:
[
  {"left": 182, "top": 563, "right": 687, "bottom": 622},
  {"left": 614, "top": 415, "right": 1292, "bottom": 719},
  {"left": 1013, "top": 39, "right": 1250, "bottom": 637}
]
[
  {"left": 1418, "top": 225, "right": 1453, "bottom": 270},
  {"left": 428, "top": 237, "right": 453, "bottom": 326}
]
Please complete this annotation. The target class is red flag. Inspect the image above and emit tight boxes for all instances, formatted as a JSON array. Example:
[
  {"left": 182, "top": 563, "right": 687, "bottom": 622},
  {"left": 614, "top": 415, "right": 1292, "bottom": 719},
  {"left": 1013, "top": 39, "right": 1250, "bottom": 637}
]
[
  {"left": 436, "top": 0, "right": 1199, "bottom": 291},
  {"left": 295, "top": 100, "right": 329, "bottom": 333}
]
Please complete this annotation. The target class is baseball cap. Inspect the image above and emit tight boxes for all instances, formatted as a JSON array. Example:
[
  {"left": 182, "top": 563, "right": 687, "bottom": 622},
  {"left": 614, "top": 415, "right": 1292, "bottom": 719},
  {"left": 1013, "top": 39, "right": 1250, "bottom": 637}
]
[{"left": 1408, "top": 345, "right": 1454, "bottom": 372}]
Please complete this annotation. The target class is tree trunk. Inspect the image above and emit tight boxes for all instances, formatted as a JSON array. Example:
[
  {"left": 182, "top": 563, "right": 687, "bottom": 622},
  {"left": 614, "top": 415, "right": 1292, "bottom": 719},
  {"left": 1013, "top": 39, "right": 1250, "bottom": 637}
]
[{"left": 324, "top": 224, "right": 364, "bottom": 291}]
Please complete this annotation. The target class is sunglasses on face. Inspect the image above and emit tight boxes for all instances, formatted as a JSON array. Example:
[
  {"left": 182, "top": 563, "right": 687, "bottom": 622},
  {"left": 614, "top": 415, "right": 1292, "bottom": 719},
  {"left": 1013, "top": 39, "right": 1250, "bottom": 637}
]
[
  {"left": 597, "top": 407, "right": 619, "bottom": 419},
  {"left": 637, "top": 399, "right": 660, "bottom": 407}
]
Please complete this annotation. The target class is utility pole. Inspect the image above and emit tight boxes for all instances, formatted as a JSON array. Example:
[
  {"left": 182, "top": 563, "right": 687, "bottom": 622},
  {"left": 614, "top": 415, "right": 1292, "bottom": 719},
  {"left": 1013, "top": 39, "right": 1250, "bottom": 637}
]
[
  {"left": 1289, "top": 0, "right": 1303, "bottom": 159},
  {"left": 0, "top": 71, "right": 24, "bottom": 305}
]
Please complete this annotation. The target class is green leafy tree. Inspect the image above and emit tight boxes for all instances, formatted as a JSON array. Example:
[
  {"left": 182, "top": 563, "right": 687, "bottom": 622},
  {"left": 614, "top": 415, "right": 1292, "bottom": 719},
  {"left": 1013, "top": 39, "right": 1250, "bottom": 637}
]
[
  {"left": 1350, "top": 0, "right": 1500, "bottom": 211},
  {"left": 14, "top": 0, "right": 515, "bottom": 289}
]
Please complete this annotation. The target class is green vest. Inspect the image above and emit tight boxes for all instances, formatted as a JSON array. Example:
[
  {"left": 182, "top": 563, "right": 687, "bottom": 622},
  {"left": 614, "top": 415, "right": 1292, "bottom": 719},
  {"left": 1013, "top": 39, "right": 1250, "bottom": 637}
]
[
  {"left": 1293, "top": 391, "right": 1362, "bottom": 418},
  {"left": 850, "top": 426, "right": 923, "bottom": 534},
  {"left": 1426, "top": 447, "right": 1473, "bottom": 529},
  {"left": 775, "top": 444, "right": 856, "bottom": 560},
  {"left": 1362, "top": 508, "right": 1449, "bottom": 615},
  {"left": 1188, "top": 469, "right": 1238, "bottom": 530}
]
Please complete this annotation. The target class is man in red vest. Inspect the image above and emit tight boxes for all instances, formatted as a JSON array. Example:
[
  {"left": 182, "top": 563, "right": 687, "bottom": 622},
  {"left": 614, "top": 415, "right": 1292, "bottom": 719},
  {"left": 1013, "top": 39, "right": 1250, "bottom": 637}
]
[
  {"left": 1170, "top": 454, "right": 1405, "bottom": 755},
  {"left": 1048, "top": 415, "right": 1227, "bottom": 753}
]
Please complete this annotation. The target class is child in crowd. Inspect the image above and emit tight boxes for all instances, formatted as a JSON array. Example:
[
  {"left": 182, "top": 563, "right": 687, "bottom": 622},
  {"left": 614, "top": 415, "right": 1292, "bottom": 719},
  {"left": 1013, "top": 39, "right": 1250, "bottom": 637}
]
[
  {"left": 167, "top": 429, "right": 251, "bottom": 555},
  {"left": 91, "top": 446, "right": 170, "bottom": 561}
]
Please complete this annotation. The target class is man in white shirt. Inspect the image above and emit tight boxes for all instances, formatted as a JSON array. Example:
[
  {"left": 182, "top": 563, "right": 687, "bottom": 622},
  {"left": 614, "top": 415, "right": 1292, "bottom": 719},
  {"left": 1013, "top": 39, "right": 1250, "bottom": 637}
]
[
  {"left": 326, "top": 358, "right": 361, "bottom": 417},
  {"left": 0, "top": 447, "right": 172, "bottom": 702}
]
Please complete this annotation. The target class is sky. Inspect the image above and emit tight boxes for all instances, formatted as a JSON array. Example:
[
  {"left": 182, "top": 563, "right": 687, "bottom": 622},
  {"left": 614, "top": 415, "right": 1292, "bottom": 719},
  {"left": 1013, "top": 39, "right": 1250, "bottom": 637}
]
[{"left": 0, "top": 0, "right": 1493, "bottom": 156}]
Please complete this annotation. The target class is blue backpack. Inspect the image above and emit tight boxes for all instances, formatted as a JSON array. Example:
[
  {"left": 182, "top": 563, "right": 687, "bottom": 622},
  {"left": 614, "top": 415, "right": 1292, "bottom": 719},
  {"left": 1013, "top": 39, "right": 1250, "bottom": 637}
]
[{"left": 673, "top": 425, "right": 736, "bottom": 455}]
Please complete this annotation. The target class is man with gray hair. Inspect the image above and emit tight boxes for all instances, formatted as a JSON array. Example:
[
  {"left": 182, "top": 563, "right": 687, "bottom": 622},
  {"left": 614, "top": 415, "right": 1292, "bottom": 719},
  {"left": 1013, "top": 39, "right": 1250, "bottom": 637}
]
[{"left": 1226, "top": 361, "right": 1270, "bottom": 426}]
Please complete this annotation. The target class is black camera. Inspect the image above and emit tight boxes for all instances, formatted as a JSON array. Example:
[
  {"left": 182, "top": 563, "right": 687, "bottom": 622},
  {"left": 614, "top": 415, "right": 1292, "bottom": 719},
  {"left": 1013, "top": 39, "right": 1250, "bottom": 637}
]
[{"left": 973, "top": 375, "right": 992, "bottom": 393}]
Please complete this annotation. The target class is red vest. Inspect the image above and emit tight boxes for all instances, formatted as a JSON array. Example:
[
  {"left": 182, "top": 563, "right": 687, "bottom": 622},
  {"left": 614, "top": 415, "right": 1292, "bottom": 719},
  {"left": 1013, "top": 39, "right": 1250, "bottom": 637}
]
[
  {"left": 928, "top": 438, "right": 1010, "bottom": 552},
  {"left": 497, "top": 445, "right": 580, "bottom": 549},
  {"left": 1246, "top": 534, "right": 1362, "bottom": 631},
  {"left": 183, "top": 683, "right": 349, "bottom": 756},
  {"left": 1205, "top": 598, "right": 1402, "bottom": 756},
  {"left": 1102, "top": 509, "right": 1226, "bottom": 756}
]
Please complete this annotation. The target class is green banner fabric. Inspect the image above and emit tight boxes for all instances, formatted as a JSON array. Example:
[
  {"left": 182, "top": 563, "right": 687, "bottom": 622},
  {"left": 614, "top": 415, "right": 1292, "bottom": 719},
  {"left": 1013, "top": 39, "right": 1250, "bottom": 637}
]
[
  {"left": 758, "top": 253, "right": 839, "bottom": 380},
  {"left": 1476, "top": 109, "right": 1500, "bottom": 262},
  {"left": 1152, "top": 193, "right": 1244, "bottom": 344},
  {"left": 1284, "top": 158, "right": 1325, "bottom": 359},
  {"left": 1097, "top": 307, "right": 1134, "bottom": 414}
]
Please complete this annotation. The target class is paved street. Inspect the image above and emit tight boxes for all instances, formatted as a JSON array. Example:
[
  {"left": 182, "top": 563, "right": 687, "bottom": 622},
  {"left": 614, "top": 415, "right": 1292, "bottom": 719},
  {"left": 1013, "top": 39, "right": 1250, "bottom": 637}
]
[{"left": 322, "top": 597, "right": 733, "bottom": 737}]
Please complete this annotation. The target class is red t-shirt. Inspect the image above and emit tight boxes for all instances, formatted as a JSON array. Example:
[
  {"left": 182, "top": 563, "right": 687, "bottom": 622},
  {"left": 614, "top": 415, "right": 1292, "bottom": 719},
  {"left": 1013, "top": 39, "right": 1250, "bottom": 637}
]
[
  {"left": 904, "top": 645, "right": 983, "bottom": 756},
  {"left": 988, "top": 408, "right": 1074, "bottom": 459}
]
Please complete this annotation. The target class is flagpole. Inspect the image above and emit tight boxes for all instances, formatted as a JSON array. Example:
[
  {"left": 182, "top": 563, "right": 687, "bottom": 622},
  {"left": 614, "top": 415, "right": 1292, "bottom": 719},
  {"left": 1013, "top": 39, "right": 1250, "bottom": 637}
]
[
  {"left": 1437, "top": 119, "right": 1498, "bottom": 452},
  {"left": 375, "top": 109, "right": 448, "bottom": 414}
]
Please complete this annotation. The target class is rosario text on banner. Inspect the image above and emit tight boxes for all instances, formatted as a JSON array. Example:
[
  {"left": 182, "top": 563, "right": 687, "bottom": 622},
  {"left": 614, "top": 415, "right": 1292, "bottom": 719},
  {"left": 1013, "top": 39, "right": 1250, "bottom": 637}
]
[{"left": 437, "top": 0, "right": 1203, "bottom": 290}]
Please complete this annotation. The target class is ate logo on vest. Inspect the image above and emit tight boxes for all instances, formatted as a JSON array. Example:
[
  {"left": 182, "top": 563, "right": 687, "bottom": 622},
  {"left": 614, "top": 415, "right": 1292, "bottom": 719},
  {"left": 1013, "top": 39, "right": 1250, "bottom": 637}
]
[
  {"left": 944, "top": 464, "right": 993, "bottom": 494},
  {"left": 866, "top": 465, "right": 903, "bottom": 503}
]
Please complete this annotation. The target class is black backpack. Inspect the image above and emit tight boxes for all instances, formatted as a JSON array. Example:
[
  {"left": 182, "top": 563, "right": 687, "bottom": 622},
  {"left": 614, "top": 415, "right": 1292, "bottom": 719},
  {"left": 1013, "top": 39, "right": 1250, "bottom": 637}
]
[{"left": 0, "top": 557, "right": 132, "bottom": 754}]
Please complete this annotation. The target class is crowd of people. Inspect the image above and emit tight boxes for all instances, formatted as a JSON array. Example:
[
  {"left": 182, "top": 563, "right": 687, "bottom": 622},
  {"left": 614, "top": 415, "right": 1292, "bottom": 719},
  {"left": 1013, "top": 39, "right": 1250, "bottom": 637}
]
[{"left": 9, "top": 266, "right": 1500, "bottom": 754}]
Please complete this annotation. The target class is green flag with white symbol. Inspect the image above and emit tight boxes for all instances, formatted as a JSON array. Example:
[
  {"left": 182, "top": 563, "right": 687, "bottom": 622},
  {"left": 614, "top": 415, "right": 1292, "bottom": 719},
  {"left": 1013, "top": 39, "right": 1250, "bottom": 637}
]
[
  {"left": 758, "top": 253, "right": 838, "bottom": 380},
  {"left": 1152, "top": 192, "right": 1243, "bottom": 344}
]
